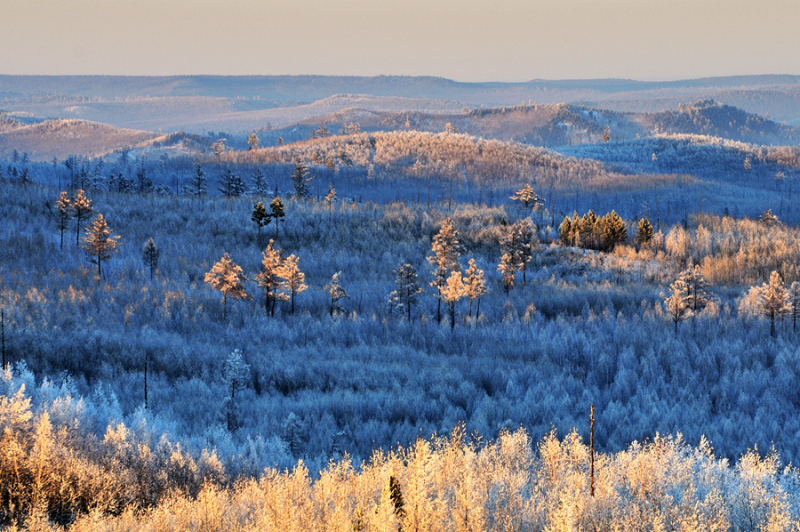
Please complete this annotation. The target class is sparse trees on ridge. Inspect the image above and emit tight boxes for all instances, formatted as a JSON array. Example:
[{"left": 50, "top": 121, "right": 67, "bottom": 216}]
[{"left": 204, "top": 253, "right": 248, "bottom": 321}]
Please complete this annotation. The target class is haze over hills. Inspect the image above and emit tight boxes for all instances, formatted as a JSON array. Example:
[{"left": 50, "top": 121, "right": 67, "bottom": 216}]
[{"left": 3, "top": 74, "right": 800, "bottom": 135}]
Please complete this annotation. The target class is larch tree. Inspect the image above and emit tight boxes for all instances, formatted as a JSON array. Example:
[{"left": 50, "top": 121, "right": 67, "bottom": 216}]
[
  {"left": 498, "top": 252, "right": 515, "bottom": 295},
  {"left": 254, "top": 240, "right": 287, "bottom": 317},
  {"left": 204, "top": 252, "right": 248, "bottom": 321},
  {"left": 464, "top": 258, "right": 488, "bottom": 318},
  {"left": 389, "top": 263, "right": 424, "bottom": 321},
  {"left": 81, "top": 213, "right": 119, "bottom": 280},
  {"left": 755, "top": 270, "right": 790, "bottom": 338},
  {"left": 427, "top": 218, "right": 463, "bottom": 323},
  {"left": 328, "top": 271, "right": 349, "bottom": 316},
  {"left": 504, "top": 219, "right": 534, "bottom": 285},
  {"left": 277, "top": 254, "right": 307, "bottom": 315},
  {"left": 558, "top": 216, "right": 573, "bottom": 246},
  {"left": 251, "top": 201, "right": 271, "bottom": 246},
  {"left": 55, "top": 191, "right": 72, "bottom": 250},
  {"left": 789, "top": 281, "right": 800, "bottom": 332},
  {"left": 290, "top": 159, "right": 313, "bottom": 199},
  {"left": 142, "top": 237, "right": 160, "bottom": 281},
  {"left": 442, "top": 270, "right": 467, "bottom": 329},
  {"left": 661, "top": 277, "right": 692, "bottom": 336},
  {"left": 247, "top": 132, "right": 259, "bottom": 152},
  {"left": 270, "top": 198, "right": 285, "bottom": 237},
  {"left": 72, "top": 189, "right": 93, "bottom": 246}
]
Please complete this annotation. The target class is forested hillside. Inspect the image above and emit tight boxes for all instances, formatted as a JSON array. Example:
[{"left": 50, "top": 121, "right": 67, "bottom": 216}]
[{"left": 3, "top": 122, "right": 800, "bottom": 528}]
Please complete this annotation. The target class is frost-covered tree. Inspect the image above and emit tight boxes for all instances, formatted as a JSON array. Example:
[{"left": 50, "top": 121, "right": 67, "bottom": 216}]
[
  {"left": 221, "top": 349, "right": 250, "bottom": 431},
  {"left": 247, "top": 132, "right": 259, "bottom": 152},
  {"left": 498, "top": 252, "right": 515, "bottom": 295},
  {"left": 204, "top": 253, "right": 248, "bottom": 320},
  {"left": 427, "top": 218, "right": 463, "bottom": 323},
  {"left": 270, "top": 198, "right": 285, "bottom": 237},
  {"left": 680, "top": 264, "right": 712, "bottom": 313},
  {"left": 389, "top": 263, "right": 423, "bottom": 321},
  {"left": 501, "top": 219, "right": 534, "bottom": 285},
  {"left": 250, "top": 167, "right": 269, "bottom": 196},
  {"left": 277, "top": 254, "right": 307, "bottom": 315},
  {"left": 187, "top": 164, "right": 207, "bottom": 196},
  {"left": 290, "top": 159, "right": 313, "bottom": 199},
  {"left": 442, "top": 270, "right": 467, "bottom": 329},
  {"left": 254, "top": 240, "right": 287, "bottom": 317},
  {"left": 142, "top": 237, "right": 159, "bottom": 281},
  {"left": 251, "top": 201, "right": 271, "bottom": 246},
  {"left": 635, "top": 217, "right": 654, "bottom": 246},
  {"left": 754, "top": 271, "right": 790, "bottom": 337},
  {"left": 789, "top": 281, "right": 800, "bottom": 332},
  {"left": 558, "top": 216, "right": 573, "bottom": 245},
  {"left": 71, "top": 189, "right": 93, "bottom": 246},
  {"left": 759, "top": 209, "right": 779, "bottom": 226},
  {"left": 218, "top": 169, "right": 246, "bottom": 198},
  {"left": 509, "top": 183, "right": 542, "bottom": 212},
  {"left": 662, "top": 277, "right": 692, "bottom": 336},
  {"left": 54, "top": 191, "right": 71, "bottom": 251},
  {"left": 328, "top": 271, "right": 348, "bottom": 316},
  {"left": 81, "top": 213, "right": 119, "bottom": 280},
  {"left": 464, "top": 258, "right": 488, "bottom": 318},
  {"left": 324, "top": 184, "right": 337, "bottom": 221},
  {"left": 601, "top": 211, "right": 627, "bottom": 250}
]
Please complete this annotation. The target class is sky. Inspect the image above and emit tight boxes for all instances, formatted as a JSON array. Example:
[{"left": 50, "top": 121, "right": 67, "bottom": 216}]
[{"left": 3, "top": 0, "right": 800, "bottom": 82}]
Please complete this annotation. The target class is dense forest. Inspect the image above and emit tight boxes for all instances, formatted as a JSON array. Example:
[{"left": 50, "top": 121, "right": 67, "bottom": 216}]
[{"left": 2, "top": 126, "right": 800, "bottom": 529}]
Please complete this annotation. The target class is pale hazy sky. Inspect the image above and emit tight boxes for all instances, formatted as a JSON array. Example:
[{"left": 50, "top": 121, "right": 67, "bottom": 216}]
[{"left": 3, "top": 0, "right": 799, "bottom": 82}]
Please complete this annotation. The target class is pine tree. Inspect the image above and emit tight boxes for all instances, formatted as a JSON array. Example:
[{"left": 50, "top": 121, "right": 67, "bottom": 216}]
[
  {"left": 254, "top": 240, "right": 288, "bottom": 317},
  {"left": 679, "top": 264, "right": 712, "bottom": 313},
  {"left": 290, "top": 159, "right": 313, "bottom": 198},
  {"left": 204, "top": 253, "right": 248, "bottom": 320},
  {"left": 251, "top": 167, "right": 268, "bottom": 196},
  {"left": 81, "top": 213, "right": 119, "bottom": 279},
  {"left": 142, "top": 237, "right": 160, "bottom": 280},
  {"left": 558, "top": 216, "right": 573, "bottom": 245},
  {"left": 464, "top": 258, "right": 488, "bottom": 318},
  {"left": 388, "top": 475, "right": 406, "bottom": 524},
  {"left": 270, "top": 198, "right": 285, "bottom": 237},
  {"left": 498, "top": 252, "right": 515, "bottom": 295},
  {"left": 442, "top": 270, "right": 467, "bottom": 329},
  {"left": 328, "top": 271, "right": 349, "bottom": 316},
  {"left": 222, "top": 349, "right": 250, "bottom": 431},
  {"left": 427, "top": 218, "right": 463, "bottom": 323},
  {"left": 509, "top": 183, "right": 542, "bottom": 212},
  {"left": 511, "top": 219, "right": 534, "bottom": 285},
  {"left": 755, "top": 271, "right": 790, "bottom": 338},
  {"left": 219, "top": 169, "right": 246, "bottom": 197},
  {"left": 389, "top": 263, "right": 423, "bottom": 321},
  {"left": 635, "top": 217, "right": 654, "bottom": 246},
  {"left": 188, "top": 164, "right": 207, "bottom": 196},
  {"left": 247, "top": 132, "right": 259, "bottom": 151},
  {"left": 277, "top": 254, "right": 307, "bottom": 315},
  {"left": 601, "top": 211, "right": 627, "bottom": 250},
  {"left": 789, "top": 281, "right": 800, "bottom": 332},
  {"left": 71, "top": 189, "right": 93, "bottom": 246},
  {"left": 661, "top": 278, "right": 692, "bottom": 336},
  {"left": 55, "top": 191, "right": 72, "bottom": 251},
  {"left": 251, "top": 201, "right": 271, "bottom": 246},
  {"left": 581, "top": 210, "right": 600, "bottom": 250}
]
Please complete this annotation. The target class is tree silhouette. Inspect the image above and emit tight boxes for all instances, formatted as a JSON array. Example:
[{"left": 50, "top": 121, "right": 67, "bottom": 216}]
[
  {"left": 142, "top": 238, "right": 160, "bottom": 281},
  {"left": 55, "top": 191, "right": 72, "bottom": 251},
  {"left": 251, "top": 202, "right": 271, "bottom": 246},
  {"left": 270, "top": 198, "right": 285, "bottom": 237}
]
